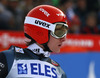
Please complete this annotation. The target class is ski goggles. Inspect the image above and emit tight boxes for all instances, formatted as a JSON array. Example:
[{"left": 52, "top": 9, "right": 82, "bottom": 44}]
[
  {"left": 24, "top": 17, "right": 68, "bottom": 38},
  {"left": 51, "top": 22, "right": 68, "bottom": 38}
]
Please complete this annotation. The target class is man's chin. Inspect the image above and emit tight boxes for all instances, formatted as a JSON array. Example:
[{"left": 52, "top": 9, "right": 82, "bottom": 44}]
[{"left": 54, "top": 49, "right": 60, "bottom": 53}]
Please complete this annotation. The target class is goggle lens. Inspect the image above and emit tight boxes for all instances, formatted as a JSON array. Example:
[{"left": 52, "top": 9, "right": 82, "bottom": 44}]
[{"left": 51, "top": 23, "right": 68, "bottom": 38}]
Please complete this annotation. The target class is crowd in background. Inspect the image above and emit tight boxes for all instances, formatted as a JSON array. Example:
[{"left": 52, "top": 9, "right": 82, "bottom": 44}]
[{"left": 0, "top": 0, "right": 100, "bottom": 34}]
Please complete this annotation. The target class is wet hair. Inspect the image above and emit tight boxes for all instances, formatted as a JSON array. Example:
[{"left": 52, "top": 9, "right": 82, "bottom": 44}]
[
  {"left": 25, "top": 39, "right": 36, "bottom": 46},
  {"left": 25, "top": 33, "right": 36, "bottom": 46}
]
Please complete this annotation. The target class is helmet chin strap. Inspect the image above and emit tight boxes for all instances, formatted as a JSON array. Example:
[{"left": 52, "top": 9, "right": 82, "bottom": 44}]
[
  {"left": 42, "top": 43, "right": 52, "bottom": 52},
  {"left": 42, "top": 31, "right": 52, "bottom": 52}
]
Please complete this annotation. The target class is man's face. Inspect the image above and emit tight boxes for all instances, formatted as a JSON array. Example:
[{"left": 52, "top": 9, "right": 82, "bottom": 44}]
[{"left": 47, "top": 35, "right": 66, "bottom": 53}]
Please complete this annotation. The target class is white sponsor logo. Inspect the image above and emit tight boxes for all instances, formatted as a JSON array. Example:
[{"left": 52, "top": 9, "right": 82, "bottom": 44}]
[
  {"left": 63, "top": 39, "right": 94, "bottom": 47},
  {"left": 56, "top": 13, "right": 66, "bottom": 18},
  {"left": 39, "top": 8, "right": 50, "bottom": 17},
  {"left": 15, "top": 47, "right": 24, "bottom": 54},
  {"left": 0, "top": 62, "right": 5, "bottom": 68},
  {"left": 0, "top": 33, "right": 26, "bottom": 48}
]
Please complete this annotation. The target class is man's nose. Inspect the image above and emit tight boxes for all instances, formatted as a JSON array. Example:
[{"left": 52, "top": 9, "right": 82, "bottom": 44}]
[{"left": 60, "top": 36, "right": 66, "bottom": 42}]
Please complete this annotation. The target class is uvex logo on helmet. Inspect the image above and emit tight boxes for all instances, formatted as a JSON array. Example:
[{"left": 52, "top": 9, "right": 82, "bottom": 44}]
[
  {"left": 39, "top": 8, "right": 50, "bottom": 17},
  {"left": 35, "top": 20, "right": 50, "bottom": 28}
]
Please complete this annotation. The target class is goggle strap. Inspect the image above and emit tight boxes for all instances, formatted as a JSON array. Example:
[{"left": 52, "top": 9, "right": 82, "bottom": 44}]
[{"left": 24, "top": 16, "right": 56, "bottom": 32}]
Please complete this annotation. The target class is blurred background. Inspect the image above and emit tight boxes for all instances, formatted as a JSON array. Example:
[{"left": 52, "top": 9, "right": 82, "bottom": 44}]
[{"left": 0, "top": 0, "right": 100, "bottom": 78}]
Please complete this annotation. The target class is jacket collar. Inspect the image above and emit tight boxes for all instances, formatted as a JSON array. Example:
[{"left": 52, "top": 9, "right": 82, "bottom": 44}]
[{"left": 27, "top": 43, "right": 50, "bottom": 57}]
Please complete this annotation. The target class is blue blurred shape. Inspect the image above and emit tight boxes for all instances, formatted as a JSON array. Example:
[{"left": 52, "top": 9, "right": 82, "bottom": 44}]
[{"left": 50, "top": 52, "right": 100, "bottom": 78}]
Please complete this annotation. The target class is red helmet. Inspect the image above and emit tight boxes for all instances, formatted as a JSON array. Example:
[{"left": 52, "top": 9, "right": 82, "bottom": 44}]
[{"left": 24, "top": 5, "right": 67, "bottom": 44}]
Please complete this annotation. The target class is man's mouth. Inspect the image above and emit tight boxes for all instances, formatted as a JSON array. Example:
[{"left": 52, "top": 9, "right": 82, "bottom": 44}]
[{"left": 58, "top": 44, "right": 62, "bottom": 47}]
